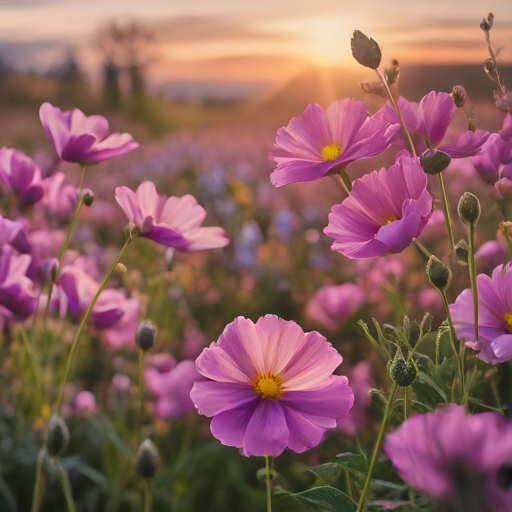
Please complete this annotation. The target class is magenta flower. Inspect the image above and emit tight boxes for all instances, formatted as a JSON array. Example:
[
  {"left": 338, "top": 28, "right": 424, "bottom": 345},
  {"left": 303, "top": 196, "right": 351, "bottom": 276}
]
[
  {"left": 269, "top": 98, "right": 400, "bottom": 187},
  {"left": 324, "top": 154, "right": 433, "bottom": 258},
  {"left": 190, "top": 315, "right": 354, "bottom": 457},
  {"left": 145, "top": 360, "right": 204, "bottom": 419},
  {"left": 384, "top": 405, "right": 512, "bottom": 512},
  {"left": 115, "top": 181, "right": 230, "bottom": 250},
  {"left": 0, "top": 148, "right": 44, "bottom": 205},
  {"left": 306, "top": 282, "right": 366, "bottom": 330},
  {"left": 472, "top": 133, "right": 512, "bottom": 186},
  {"left": 0, "top": 216, "right": 23, "bottom": 246},
  {"left": 383, "top": 92, "right": 490, "bottom": 158},
  {"left": 450, "top": 263, "right": 512, "bottom": 364},
  {"left": 74, "top": 391, "right": 97, "bottom": 417},
  {"left": 0, "top": 245, "right": 38, "bottom": 322},
  {"left": 41, "top": 172, "right": 79, "bottom": 216},
  {"left": 39, "top": 103, "right": 139, "bottom": 166}
]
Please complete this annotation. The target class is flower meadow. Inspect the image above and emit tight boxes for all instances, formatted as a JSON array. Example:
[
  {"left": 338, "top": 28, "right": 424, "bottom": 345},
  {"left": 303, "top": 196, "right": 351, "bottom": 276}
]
[{"left": 4, "top": 12, "right": 512, "bottom": 512}]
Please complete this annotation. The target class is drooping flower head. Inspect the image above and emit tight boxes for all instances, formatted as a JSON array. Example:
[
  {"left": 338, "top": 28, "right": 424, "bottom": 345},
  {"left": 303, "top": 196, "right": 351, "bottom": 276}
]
[
  {"left": 145, "top": 360, "right": 204, "bottom": 419},
  {"left": 115, "top": 181, "right": 230, "bottom": 251},
  {"left": 269, "top": 98, "right": 400, "bottom": 187},
  {"left": 384, "top": 405, "right": 512, "bottom": 512},
  {"left": 190, "top": 315, "right": 354, "bottom": 457},
  {"left": 307, "top": 282, "right": 366, "bottom": 330},
  {"left": 0, "top": 148, "right": 44, "bottom": 205},
  {"left": 383, "top": 92, "right": 490, "bottom": 158},
  {"left": 324, "top": 154, "right": 433, "bottom": 258},
  {"left": 39, "top": 103, "right": 139, "bottom": 166},
  {"left": 450, "top": 263, "right": 512, "bottom": 364}
]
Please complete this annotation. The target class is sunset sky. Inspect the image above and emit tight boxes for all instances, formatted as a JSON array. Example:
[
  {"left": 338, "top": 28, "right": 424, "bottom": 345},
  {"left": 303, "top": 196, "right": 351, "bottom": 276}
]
[{"left": 1, "top": 0, "right": 511, "bottom": 98}]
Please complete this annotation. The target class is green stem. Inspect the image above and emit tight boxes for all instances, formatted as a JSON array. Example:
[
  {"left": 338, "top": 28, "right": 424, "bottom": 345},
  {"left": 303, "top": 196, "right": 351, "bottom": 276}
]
[
  {"left": 139, "top": 348, "right": 144, "bottom": 439},
  {"left": 344, "top": 468, "right": 354, "bottom": 501},
  {"left": 468, "top": 224, "right": 479, "bottom": 344},
  {"left": 31, "top": 446, "right": 46, "bottom": 512},
  {"left": 439, "top": 290, "right": 468, "bottom": 407},
  {"left": 438, "top": 174, "right": 455, "bottom": 256},
  {"left": 375, "top": 69, "right": 417, "bottom": 157},
  {"left": 413, "top": 239, "right": 431, "bottom": 260},
  {"left": 144, "top": 480, "right": 152, "bottom": 512},
  {"left": 18, "top": 325, "right": 42, "bottom": 396},
  {"left": 44, "top": 166, "right": 86, "bottom": 328},
  {"left": 339, "top": 168, "right": 352, "bottom": 194},
  {"left": 403, "top": 386, "right": 410, "bottom": 420},
  {"left": 357, "top": 382, "right": 398, "bottom": 512},
  {"left": 55, "top": 459, "right": 76, "bottom": 512},
  {"left": 265, "top": 456, "right": 272, "bottom": 512},
  {"left": 54, "top": 237, "right": 132, "bottom": 413}
]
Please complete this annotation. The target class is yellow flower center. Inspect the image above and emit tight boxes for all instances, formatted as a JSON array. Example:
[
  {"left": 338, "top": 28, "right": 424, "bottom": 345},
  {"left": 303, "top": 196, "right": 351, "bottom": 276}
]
[
  {"left": 254, "top": 373, "right": 284, "bottom": 400},
  {"left": 381, "top": 214, "right": 398, "bottom": 226},
  {"left": 322, "top": 144, "right": 343, "bottom": 161},
  {"left": 504, "top": 312, "right": 512, "bottom": 332}
]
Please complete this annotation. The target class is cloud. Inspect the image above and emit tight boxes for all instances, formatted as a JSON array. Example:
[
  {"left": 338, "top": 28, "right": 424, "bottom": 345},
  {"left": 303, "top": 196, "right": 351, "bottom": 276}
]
[{"left": 0, "top": 40, "right": 71, "bottom": 72}]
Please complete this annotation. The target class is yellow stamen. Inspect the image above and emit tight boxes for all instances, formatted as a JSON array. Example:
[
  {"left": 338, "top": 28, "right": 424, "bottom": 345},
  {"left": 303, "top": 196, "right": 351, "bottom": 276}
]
[
  {"left": 322, "top": 144, "right": 343, "bottom": 161},
  {"left": 504, "top": 312, "right": 512, "bottom": 332},
  {"left": 254, "top": 373, "right": 284, "bottom": 400},
  {"left": 385, "top": 214, "right": 398, "bottom": 225}
]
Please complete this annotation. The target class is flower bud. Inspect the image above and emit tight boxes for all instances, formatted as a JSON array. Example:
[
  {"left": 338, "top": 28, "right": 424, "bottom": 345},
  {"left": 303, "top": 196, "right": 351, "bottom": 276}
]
[
  {"left": 458, "top": 192, "right": 481, "bottom": 226},
  {"left": 360, "top": 82, "right": 386, "bottom": 99},
  {"left": 39, "top": 258, "right": 59, "bottom": 284},
  {"left": 116, "top": 263, "right": 128, "bottom": 274},
  {"left": 485, "top": 59, "right": 500, "bottom": 84},
  {"left": 135, "top": 439, "right": 160, "bottom": 479},
  {"left": 494, "top": 90, "right": 512, "bottom": 114},
  {"left": 450, "top": 85, "right": 467, "bottom": 108},
  {"left": 124, "top": 222, "right": 140, "bottom": 241},
  {"left": 480, "top": 12, "right": 494, "bottom": 32},
  {"left": 82, "top": 190, "right": 94, "bottom": 207},
  {"left": 454, "top": 240, "right": 469, "bottom": 265},
  {"left": 426, "top": 255, "right": 452, "bottom": 291},
  {"left": 388, "top": 352, "right": 417, "bottom": 387},
  {"left": 47, "top": 414, "right": 69, "bottom": 457},
  {"left": 500, "top": 222, "right": 512, "bottom": 243},
  {"left": 385, "top": 60, "right": 400, "bottom": 85},
  {"left": 467, "top": 109, "right": 480, "bottom": 132},
  {"left": 136, "top": 320, "right": 158, "bottom": 351},
  {"left": 351, "top": 30, "right": 381, "bottom": 70},
  {"left": 419, "top": 149, "right": 451, "bottom": 175}
]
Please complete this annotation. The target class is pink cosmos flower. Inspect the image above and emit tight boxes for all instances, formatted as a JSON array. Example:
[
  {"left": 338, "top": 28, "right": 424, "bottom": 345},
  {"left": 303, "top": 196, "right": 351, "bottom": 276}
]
[
  {"left": 324, "top": 154, "right": 433, "bottom": 258},
  {"left": 382, "top": 92, "right": 489, "bottom": 158},
  {"left": 41, "top": 172, "right": 79, "bottom": 216},
  {"left": 384, "top": 405, "right": 512, "bottom": 512},
  {"left": 39, "top": 103, "right": 139, "bottom": 166},
  {"left": 74, "top": 391, "right": 97, "bottom": 417},
  {"left": 115, "top": 181, "right": 230, "bottom": 250},
  {"left": 145, "top": 360, "right": 204, "bottom": 419},
  {"left": 0, "top": 148, "right": 44, "bottom": 205},
  {"left": 269, "top": 98, "right": 400, "bottom": 187},
  {"left": 0, "top": 216, "right": 23, "bottom": 246},
  {"left": 190, "top": 315, "right": 354, "bottom": 457},
  {"left": 306, "top": 282, "right": 366, "bottom": 330},
  {"left": 450, "top": 263, "right": 512, "bottom": 364}
]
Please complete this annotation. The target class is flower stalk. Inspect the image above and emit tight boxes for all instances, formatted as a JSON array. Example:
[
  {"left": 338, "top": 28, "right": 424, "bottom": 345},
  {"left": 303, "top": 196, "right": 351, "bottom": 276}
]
[
  {"left": 468, "top": 224, "right": 479, "bottom": 344},
  {"left": 438, "top": 173, "right": 456, "bottom": 256},
  {"left": 265, "top": 456, "right": 272, "bottom": 512}
]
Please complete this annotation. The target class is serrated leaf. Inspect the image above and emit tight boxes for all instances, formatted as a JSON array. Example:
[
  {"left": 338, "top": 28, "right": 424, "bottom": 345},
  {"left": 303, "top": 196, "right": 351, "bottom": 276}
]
[
  {"left": 332, "top": 453, "right": 369, "bottom": 478},
  {"left": 307, "top": 464, "right": 343, "bottom": 486},
  {"left": 286, "top": 486, "right": 357, "bottom": 512}
]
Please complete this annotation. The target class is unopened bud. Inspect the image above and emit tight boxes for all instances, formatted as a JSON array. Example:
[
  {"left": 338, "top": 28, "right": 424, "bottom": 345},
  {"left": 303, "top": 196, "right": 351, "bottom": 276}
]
[
  {"left": 39, "top": 258, "right": 59, "bottom": 284},
  {"left": 451, "top": 86, "right": 467, "bottom": 108},
  {"left": 485, "top": 59, "right": 500, "bottom": 84},
  {"left": 360, "top": 82, "right": 386, "bottom": 99},
  {"left": 124, "top": 222, "right": 140, "bottom": 240},
  {"left": 458, "top": 192, "right": 481, "bottom": 226},
  {"left": 82, "top": 190, "right": 94, "bottom": 207},
  {"left": 135, "top": 439, "right": 160, "bottom": 479},
  {"left": 494, "top": 89, "right": 512, "bottom": 114},
  {"left": 351, "top": 30, "right": 381, "bottom": 70},
  {"left": 467, "top": 109, "right": 480, "bottom": 132},
  {"left": 388, "top": 351, "right": 417, "bottom": 387},
  {"left": 454, "top": 240, "right": 469, "bottom": 265},
  {"left": 116, "top": 263, "right": 127, "bottom": 274},
  {"left": 385, "top": 61, "right": 400, "bottom": 85},
  {"left": 480, "top": 12, "right": 494, "bottom": 32},
  {"left": 419, "top": 149, "right": 451, "bottom": 175},
  {"left": 500, "top": 221, "right": 512, "bottom": 242},
  {"left": 495, "top": 178, "right": 512, "bottom": 201},
  {"left": 136, "top": 320, "right": 158, "bottom": 351},
  {"left": 426, "top": 255, "right": 452, "bottom": 291},
  {"left": 47, "top": 414, "right": 69, "bottom": 457}
]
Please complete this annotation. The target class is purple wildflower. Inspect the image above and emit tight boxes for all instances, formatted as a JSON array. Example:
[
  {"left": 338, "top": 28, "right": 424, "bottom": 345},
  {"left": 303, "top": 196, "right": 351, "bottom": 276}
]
[
  {"left": 324, "top": 154, "right": 433, "bottom": 258},
  {"left": 190, "top": 315, "right": 354, "bottom": 457}
]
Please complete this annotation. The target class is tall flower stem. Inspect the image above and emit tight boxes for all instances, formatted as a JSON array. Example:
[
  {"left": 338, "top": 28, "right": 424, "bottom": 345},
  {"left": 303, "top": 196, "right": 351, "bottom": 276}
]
[
  {"left": 403, "top": 386, "right": 411, "bottom": 420},
  {"left": 375, "top": 69, "right": 417, "bottom": 157},
  {"left": 439, "top": 290, "right": 468, "bottom": 407},
  {"left": 265, "top": 456, "right": 272, "bottom": 512},
  {"left": 44, "top": 166, "right": 86, "bottom": 327},
  {"left": 339, "top": 168, "right": 352, "bottom": 194},
  {"left": 30, "top": 446, "right": 46, "bottom": 512},
  {"left": 139, "top": 348, "right": 145, "bottom": 439},
  {"left": 55, "top": 460, "right": 76, "bottom": 512},
  {"left": 468, "top": 224, "right": 479, "bottom": 344},
  {"left": 54, "top": 237, "right": 132, "bottom": 413},
  {"left": 438, "top": 173, "right": 456, "bottom": 256},
  {"left": 357, "top": 382, "right": 398, "bottom": 512},
  {"left": 144, "top": 480, "right": 152, "bottom": 512}
]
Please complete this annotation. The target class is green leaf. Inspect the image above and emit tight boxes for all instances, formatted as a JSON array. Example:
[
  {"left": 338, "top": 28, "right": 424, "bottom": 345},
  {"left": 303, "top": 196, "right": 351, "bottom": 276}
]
[
  {"left": 416, "top": 371, "right": 448, "bottom": 403},
  {"left": 286, "top": 486, "right": 357, "bottom": 512},
  {"left": 307, "top": 464, "right": 343, "bottom": 486},
  {"left": 332, "top": 452, "right": 369, "bottom": 479}
]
